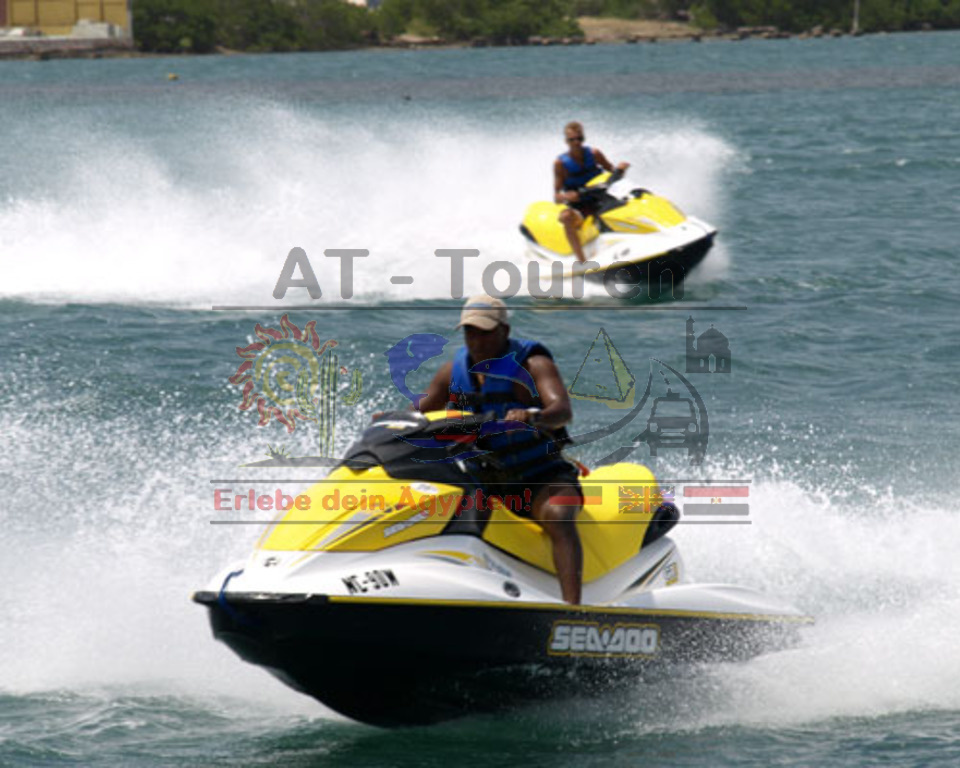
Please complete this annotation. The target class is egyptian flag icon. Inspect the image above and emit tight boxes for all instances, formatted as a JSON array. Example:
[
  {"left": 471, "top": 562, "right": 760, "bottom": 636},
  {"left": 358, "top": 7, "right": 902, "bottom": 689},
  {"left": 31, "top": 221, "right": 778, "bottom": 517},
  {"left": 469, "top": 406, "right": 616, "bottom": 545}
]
[{"left": 682, "top": 485, "right": 750, "bottom": 516}]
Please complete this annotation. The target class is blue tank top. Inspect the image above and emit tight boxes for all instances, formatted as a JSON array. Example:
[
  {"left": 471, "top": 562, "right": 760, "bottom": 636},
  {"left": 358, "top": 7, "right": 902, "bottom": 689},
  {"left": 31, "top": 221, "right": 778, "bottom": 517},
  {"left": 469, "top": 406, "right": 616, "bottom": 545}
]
[
  {"left": 449, "top": 338, "right": 569, "bottom": 480},
  {"left": 559, "top": 146, "right": 601, "bottom": 190}
]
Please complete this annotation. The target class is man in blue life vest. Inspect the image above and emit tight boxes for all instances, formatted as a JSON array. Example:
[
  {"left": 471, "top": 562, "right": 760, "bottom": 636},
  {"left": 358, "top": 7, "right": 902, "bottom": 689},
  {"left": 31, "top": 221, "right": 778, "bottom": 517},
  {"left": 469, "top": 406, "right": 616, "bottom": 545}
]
[
  {"left": 555, "top": 121, "right": 630, "bottom": 263},
  {"left": 417, "top": 295, "right": 585, "bottom": 604}
]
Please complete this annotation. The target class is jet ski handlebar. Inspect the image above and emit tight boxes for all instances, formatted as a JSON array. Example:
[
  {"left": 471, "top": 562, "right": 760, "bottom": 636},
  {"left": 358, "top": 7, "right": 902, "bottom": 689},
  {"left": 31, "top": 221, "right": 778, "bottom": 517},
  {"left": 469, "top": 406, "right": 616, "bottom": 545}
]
[
  {"left": 371, "top": 410, "right": 501, "bottom": 434},
  {"left": 607, "top": 167, "right": 626, "bottom": 185},
  {"left": 423, "top": 411, "right": 504, "bottom": 433},
  {"left": 578, "top": 167, "right": 624, "bottom": 194},
  {"left": 576, "top": 168, "right": 625, "bottom": 203}
]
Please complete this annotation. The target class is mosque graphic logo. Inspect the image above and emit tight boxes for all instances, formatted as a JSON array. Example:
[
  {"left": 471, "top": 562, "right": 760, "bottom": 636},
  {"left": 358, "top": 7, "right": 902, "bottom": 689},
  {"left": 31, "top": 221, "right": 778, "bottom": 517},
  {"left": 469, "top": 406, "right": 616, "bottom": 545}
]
[{"left": 685, "top": 317, "right": 731, "bottom": 374}]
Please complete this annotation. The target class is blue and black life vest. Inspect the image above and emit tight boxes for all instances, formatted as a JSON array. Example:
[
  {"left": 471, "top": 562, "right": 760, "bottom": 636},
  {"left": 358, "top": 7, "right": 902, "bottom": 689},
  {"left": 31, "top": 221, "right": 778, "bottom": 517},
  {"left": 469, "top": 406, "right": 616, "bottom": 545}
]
[
  {"left": 448, "top": 338, "right": 569, "bottom": 480},
  {"left": 559, "top": 146, "right": 601, "bottom": 190}
]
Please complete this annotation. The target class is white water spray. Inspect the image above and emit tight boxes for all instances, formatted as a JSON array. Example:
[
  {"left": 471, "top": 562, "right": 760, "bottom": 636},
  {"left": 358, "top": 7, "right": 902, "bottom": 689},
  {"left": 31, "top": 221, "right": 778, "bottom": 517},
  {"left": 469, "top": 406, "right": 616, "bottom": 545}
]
[{"left": 0, "top": 104, "right": 735, "bottom": 307}]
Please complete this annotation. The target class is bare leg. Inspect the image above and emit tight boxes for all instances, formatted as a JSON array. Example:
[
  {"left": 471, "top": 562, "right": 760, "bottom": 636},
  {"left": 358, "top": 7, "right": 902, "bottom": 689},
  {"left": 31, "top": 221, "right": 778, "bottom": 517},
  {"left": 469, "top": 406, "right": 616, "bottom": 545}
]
[
  {"left": 532, "top": 482, "right": 583, "bottom": 604},
  {"left": 559, "top": 208, "right": 586, "bottom": 263}
]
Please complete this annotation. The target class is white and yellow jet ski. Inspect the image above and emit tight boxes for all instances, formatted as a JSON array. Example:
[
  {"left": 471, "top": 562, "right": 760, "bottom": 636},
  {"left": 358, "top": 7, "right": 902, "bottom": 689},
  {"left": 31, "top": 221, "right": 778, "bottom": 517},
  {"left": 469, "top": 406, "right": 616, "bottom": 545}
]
[
  {"left": 194, "top": 411, "right": 809, "bottom": 727},
  {"left": 520, "top": 170, "right": 717, "bottom": 298}
]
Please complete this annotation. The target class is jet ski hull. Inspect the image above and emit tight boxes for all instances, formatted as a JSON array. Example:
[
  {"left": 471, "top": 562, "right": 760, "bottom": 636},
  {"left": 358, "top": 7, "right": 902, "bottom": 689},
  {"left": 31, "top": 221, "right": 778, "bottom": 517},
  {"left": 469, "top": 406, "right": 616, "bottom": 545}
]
[
  {"left": 524, "top": 225, "right": 715, "bottom": 298},
  {"left": 194, "top": 591, "right": 806, "bottom": 727},
  {"left": 588, "top": 229, "right": 714, "bottom": 288}
]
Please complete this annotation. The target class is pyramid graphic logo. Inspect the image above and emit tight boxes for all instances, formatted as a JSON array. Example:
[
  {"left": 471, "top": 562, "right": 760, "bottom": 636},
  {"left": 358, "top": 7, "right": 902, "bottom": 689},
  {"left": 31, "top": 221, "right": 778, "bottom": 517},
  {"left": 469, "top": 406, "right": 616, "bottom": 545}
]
[{"left": 568, "top": 328, "right": 636, "bottom": 409}]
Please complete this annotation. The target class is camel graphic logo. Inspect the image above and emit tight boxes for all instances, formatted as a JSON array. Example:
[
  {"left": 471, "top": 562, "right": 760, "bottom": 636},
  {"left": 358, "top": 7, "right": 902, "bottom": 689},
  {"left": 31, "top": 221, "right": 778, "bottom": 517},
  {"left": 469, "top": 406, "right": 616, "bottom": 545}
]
[
  {"left": 229, "top": 314, "right": 362, "bottom": 460},
  {"left": 685, "top": 317, "right": 731, "bottom": 374}
]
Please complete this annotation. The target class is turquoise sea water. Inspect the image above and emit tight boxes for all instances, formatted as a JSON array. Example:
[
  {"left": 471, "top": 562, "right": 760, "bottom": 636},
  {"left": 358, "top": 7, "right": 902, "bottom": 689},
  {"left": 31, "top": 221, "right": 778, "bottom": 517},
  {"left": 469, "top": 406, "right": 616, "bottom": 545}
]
[{"left": 2, "top": 32, "right": 960, "bottom": 766}]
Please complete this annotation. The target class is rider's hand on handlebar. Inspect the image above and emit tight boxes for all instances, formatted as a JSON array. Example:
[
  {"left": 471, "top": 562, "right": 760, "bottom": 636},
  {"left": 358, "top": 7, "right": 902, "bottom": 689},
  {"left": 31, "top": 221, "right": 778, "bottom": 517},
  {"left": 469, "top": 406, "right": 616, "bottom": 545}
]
[
  {"left": 616, "top": 162, "right": 630, "bottom": 172},
  {"left": 504, "top": 408, "right": 537, "bottom": 424}
]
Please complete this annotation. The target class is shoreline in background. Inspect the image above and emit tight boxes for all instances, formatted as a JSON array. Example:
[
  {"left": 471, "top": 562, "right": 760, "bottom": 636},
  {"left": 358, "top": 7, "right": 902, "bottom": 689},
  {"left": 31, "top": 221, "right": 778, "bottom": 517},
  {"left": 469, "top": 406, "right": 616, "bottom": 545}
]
[{"left": 0, "top": 17, "right": 952, "bottom": 61}]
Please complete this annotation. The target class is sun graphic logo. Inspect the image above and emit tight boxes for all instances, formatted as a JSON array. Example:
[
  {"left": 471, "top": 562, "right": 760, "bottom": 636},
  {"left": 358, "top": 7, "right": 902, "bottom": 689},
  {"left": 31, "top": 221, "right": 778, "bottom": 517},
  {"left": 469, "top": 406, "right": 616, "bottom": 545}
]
[{"left": 229, "top": 314, "right": 362, "bottom": 457}]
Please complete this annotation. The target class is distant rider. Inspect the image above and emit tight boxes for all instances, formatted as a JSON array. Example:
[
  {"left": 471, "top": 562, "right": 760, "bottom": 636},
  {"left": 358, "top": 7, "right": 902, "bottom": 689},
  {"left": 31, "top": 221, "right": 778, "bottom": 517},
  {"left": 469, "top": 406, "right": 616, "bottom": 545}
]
[
  {"left": 554, "top": 121, "right": 630, "bottom": 263},
  {"left": 417, "top": 295, "right": 585, "bottom": 604}
]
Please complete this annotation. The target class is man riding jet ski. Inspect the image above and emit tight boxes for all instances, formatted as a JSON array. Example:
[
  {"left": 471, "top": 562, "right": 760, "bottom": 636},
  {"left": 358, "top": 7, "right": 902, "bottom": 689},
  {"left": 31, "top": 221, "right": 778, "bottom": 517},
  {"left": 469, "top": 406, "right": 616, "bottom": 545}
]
[
  {"left": 194, "top": 296, "right": 812, "bottom": 726},
  {"left": 415, "top": 294, "right": 584, "bottom": 603},
  {"left": 520, "top": 123, "right": 717, "bottom": 297},
  {"left": 554, "top": 121, "right": 631, "bottom": 263}
]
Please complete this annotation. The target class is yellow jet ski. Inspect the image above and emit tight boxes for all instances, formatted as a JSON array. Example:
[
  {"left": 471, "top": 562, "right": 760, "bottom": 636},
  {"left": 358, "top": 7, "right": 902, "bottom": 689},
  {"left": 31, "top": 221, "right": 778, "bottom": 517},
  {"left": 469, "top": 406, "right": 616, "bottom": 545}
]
[
  {"left": 520, "top": 170, "right": 717, "bottom": 299},
  {"left": 194, "top": 410, "right": 810, "bottom": 726}
]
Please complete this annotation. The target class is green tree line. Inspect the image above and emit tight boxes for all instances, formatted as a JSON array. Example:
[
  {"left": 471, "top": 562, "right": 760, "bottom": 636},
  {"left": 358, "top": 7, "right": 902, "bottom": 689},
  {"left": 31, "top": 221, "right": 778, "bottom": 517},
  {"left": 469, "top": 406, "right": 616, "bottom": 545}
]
[
  {"left": 702, "top": 0, "right": 960, "bottom": 32},
  {"left": 377, "top": 0, "right": 580, "bottom": 41},
  {"left": 133, "top": 0, "right": 580, "bottom": 53},
  {"left": 134, "top": 0, "right": 375, "bottom": 52},
  {"left": 574, "top": 0, "right": 960, "bottom": 31},
  {"left": 133, "top": 0, "right": 960, "bottom": 53}
]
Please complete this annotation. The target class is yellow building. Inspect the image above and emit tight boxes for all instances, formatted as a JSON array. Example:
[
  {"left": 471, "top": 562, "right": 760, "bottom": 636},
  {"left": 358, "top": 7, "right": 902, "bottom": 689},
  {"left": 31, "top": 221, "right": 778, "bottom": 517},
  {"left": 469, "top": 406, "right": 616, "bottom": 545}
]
[{"left": 2, "top": 0, "right": 130, "bottom": 36}]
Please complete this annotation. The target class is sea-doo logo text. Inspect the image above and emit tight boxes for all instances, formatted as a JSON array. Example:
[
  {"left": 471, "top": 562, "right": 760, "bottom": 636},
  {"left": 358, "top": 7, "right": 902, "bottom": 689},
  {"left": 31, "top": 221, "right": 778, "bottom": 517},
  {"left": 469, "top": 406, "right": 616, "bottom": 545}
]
[
  {"left": 548, "top": 622, "right": 660, "bottom": 657},
  {"left": 383, "top": 510, "right": 431, "bottom": 538}
]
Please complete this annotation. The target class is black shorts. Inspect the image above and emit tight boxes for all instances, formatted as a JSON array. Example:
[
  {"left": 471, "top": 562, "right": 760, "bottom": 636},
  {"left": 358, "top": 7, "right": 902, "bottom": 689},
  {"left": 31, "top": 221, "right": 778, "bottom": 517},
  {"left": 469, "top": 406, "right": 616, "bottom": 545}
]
[
  {"left": 485, "top": 461, "right": 582, "bottom": 519},
  {"left": 568, "top": 199, "right": 598, "bottom": 219}
]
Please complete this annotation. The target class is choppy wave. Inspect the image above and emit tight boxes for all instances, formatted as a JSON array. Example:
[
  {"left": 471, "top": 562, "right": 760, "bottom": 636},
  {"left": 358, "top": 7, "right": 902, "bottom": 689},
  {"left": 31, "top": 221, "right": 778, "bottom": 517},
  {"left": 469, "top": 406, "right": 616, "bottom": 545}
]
[{"left": 2, "top": 392, "right": 958, "bottom": 728}]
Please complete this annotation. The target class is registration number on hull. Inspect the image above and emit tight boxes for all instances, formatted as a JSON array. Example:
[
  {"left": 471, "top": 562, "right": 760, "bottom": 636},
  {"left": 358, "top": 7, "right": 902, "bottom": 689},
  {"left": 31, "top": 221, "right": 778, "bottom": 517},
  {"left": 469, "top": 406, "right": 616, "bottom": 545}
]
[{"left": 342, "top": 569, "right": 399, "bottom": 594}]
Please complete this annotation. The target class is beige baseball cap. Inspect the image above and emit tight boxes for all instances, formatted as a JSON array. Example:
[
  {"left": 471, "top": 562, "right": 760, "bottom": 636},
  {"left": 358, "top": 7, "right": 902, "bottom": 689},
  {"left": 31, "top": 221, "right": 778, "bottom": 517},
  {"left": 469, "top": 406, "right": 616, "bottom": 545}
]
[{"left": 456, "top": 295, "right": 509, "bottom": 331}]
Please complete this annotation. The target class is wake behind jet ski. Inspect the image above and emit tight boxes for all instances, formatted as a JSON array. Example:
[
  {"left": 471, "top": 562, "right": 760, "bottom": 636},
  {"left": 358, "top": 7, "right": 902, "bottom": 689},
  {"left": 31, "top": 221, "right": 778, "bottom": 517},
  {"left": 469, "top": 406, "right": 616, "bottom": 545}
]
[
  {"left": 194, "top": 410, "right": 810, "bottom": 727},
  {"left": 520, "top": 169, "right": 717, "bottom": 298}
]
